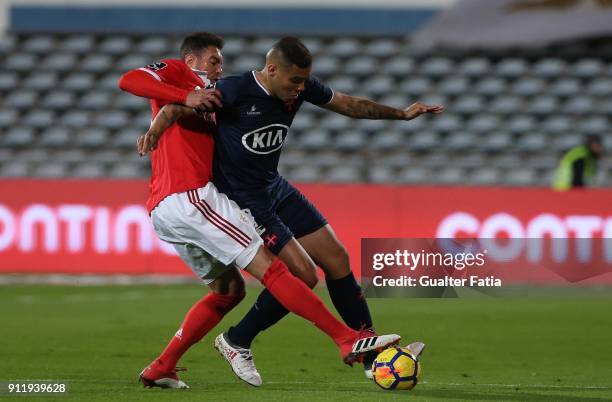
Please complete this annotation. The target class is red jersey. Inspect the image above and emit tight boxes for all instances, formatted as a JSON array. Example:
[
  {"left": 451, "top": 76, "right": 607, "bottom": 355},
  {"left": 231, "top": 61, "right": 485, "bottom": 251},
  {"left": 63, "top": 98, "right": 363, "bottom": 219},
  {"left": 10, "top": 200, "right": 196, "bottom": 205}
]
[{"left": 119, "top": 59, "right": 216, "bottom": 212}]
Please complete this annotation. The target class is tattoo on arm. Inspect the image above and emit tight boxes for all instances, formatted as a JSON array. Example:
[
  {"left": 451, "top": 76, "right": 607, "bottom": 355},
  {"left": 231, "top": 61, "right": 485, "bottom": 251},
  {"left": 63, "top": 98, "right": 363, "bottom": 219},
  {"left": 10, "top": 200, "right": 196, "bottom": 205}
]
[
  {"left": 147, "top": 104, "right": 195, "bottom": 137},
  {"left": 325, "top": 93, "right": 404, "bottom": 120}
]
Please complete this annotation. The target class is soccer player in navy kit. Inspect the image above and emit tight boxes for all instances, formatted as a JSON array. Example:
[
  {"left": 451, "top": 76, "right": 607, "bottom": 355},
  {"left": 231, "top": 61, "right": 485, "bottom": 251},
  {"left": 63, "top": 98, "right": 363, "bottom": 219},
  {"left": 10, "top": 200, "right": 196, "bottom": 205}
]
[{"left": 139, "top": 37, "right": 442, "bottom": 385}]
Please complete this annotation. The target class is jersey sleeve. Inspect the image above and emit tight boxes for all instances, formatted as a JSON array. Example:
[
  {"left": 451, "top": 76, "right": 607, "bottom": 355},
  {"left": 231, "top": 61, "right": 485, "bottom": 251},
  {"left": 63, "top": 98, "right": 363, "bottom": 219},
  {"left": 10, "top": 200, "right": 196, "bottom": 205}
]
[
  {"left": 215, "top": 75, "right": 244, "bottom": 108},
  {"left": 303, "top": 76, "right": 334, "bottom": 106},
  {"left": 140, "top": 59, "right": 189, "bottom": 86},
  {"left": 118, "top": 59, "right": 190, "bottom": 105}
]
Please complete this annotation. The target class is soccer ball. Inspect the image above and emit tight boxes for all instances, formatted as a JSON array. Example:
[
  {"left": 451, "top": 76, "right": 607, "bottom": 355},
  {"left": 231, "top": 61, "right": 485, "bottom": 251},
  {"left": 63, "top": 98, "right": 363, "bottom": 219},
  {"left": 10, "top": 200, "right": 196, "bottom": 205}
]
[{"left": 372, "top": 347, "right": 421, "bottom": 390}]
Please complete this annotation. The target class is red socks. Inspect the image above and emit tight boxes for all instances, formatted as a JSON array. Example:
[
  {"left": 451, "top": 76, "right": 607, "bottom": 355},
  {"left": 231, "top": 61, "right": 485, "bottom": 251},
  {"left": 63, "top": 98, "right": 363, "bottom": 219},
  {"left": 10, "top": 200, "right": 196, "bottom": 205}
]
[
  {"left": 157, "top": 291, "right": 244, "bottom": 370},
  {"left": 261, "top": 258, "right": 356, "bottom": 346}
]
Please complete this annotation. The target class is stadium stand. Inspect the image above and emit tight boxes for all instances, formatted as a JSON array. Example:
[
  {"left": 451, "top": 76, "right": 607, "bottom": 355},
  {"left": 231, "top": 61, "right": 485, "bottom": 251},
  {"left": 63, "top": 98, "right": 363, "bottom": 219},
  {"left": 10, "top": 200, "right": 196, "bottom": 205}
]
[{"left": 1, "top": 34, "right": 610, "bottom": 185}]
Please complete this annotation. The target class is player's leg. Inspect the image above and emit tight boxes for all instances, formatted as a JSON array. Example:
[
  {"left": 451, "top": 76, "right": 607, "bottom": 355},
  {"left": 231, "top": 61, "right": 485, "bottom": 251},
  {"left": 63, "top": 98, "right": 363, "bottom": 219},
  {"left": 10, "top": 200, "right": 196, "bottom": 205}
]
[
  {"left": 225, "top": 214, "right": 317, "bottom": 349},
  {"left": 140, "top": 183, "right": 257, "bottom": 388},
  {"left": 297, "top": 225, "right": 373, "bottom": 331},
  {"left": 242, "top": 245, "right": 400, "bottom": 365},
  {"left": 141, "top": 263, "right": 245, "bottom": 389}
]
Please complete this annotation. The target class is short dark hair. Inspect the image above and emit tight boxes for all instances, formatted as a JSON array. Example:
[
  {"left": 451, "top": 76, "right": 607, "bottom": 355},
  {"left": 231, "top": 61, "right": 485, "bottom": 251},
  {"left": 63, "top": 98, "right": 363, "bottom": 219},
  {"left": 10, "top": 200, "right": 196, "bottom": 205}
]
[
  {"left": 272, "top": 37, "right": 311, "bottom": 69},
  {"left": 180, "top": 32, "right": 224, "bottom": 59}
]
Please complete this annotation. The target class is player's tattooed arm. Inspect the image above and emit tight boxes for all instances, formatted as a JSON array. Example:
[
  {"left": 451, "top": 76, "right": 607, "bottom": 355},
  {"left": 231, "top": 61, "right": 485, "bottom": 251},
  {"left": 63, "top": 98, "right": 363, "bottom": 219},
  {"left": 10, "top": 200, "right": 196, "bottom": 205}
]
[
  {"left": 136, "top": 104, "right": 195, "bottom": 156},
  {"left": 322, "top": 91, "right": 444, "bottom": 120}
]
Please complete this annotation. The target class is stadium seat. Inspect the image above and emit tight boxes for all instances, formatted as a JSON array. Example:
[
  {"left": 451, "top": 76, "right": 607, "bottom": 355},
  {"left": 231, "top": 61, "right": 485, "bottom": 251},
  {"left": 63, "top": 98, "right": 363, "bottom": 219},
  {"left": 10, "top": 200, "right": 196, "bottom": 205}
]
[
  {"left": 326, "top": 76, "right": 358, "bottom": 93},
  {"left": 288, "top": 166, "right": 322, "bottom": 182},
  {"left": 571, "top": 59, "right": 604, "bottom": 77},
  {"left": 458, "top": 57, "right": 491, "bottom": 77},
  {"left": 326, "top": 165, "right": 362, "bottom": 182},
  {"left": 302, "top": 38, "right": 323, "bottom": 55},
  {"left": 41, "top": 91, "right": 75, "bottom": 110},
  {"left": 39, "top": 127, "right": 73, "bottom": 147},
  {"left": 549, "top": 78, "right": 580, "bottom": 96},
  {"left": 23, "top": 35, "right": 56, "bottom": 53},
  {"left": 99, "top": 36, "right": 133, "bottom": 55},
  {"left": 516, "top": 132, "right": 548, "bottom": 153},
  {"left": 345, "top": 57, "right": 378, "bottom": 77},
  {"left": 469, "top": 167, "right": 502, "bottom": 185},
  {"left": 299, "top": 130, "right": 332, "bottom": 150},
  {"left": 438, "top": 76, "right": 469, "bottom": 96},
  {"left": 109, "top": 162, "right": 145, "bottom": 178},
  {"left": 313, "top": 56, "right": 341, "bottom": 76},
  {"left": 220, "top": 37, "right": 246, "bottom": 57},
  {"left": 399, "top": 76, "right": 431, "bottom": 95},
  {"left": 381, "top": 57, "right": 414, "bottom": 76},
  {"left": 397, "top": 166, "right": 431, "bottom": 184},
  {"left": 407, "top": 131, "right": 441, "bottom": 151},
  {"left": 94, "top": 111, "right": 130, "bottom": 129},
  {"left": 0, "top": 108, "right": 19, "bottom": 128},
  {"left": 453, "top": 95, "right": 485, "bottom": 115},
  {"left": 507, "top": 115, "right": 537, "bottom": 134},
  {"left": 540, "top": 115, "right": 574, "bottom": 134},
  {"left": 481, "top": 132, "right": 513, "bottom": 152},
  {"left": 79, "top": 54, "right": 113, "bottom": 73},
  {"left": 136, "top": 37, "right": 170, "bottom": 54},
  {"left": 117, "top": 54, "right": 152, "bottom": 71},
  {"left": 326, "top": 38, "right": 361, "bottom": 58},
  {"left": 445, "top": 131, "right": 475, "bottom": 151},
  {"left": 74, "top": 127, "right": 111, "bottom": 148},
  {"left": 529, "top": 95, "right": 559, "bottom": 115},
  {"left": 364, "top": 39, "right": 399, "bottom": 58},
  {"left": 60, "top": 35, "right": 95, "bottom": 54},
  {"left": 40, "top": 53, "right": 78, "bottom": 72},
  {"left": 62, "top": 73, "right": 95, "bottom": 92},
  {"left": 335, "top": 131, "right": 367, "bottom": 151},
  {"left": 420, "top": 57, "right": 454, "bottom": 77},
  {"left": 474, "top": 77, "right": 507, "bottom": 96},
  {"left": 363, "top": 76, "right": 394, "bottom": 97},
  {"left": 5, "top": 53, "right": 37, "bottom": 71},
  {"left": 495, "top": 58, "right": 528, "bottom": 77},
  {"left": 0, "top": 71, "right": 18, "bottom": 91},
  {"left": 586, "top": 78, "right": 612, "bottom": 96},
  {"left": 532, "top": 58, "right": 567, "bottom": 77},
  {"left": 22, "top": 109, "right": 55, "bottom": 128},
  {"left": 369, "top": 131, "right": 405, "bottom": 150},
  {"left": 490, "top": 95, "right": 522, "bottom": 114},
  {"left": 21, "top": 72, "right": 58, "bottom": 90},
  {"left": 368, "top": 165, "right": 397, "bottom": 183},
  {"left": 71, "top": 163, "right": 107, "bottom": 178},
  {"left": 511, "top": 77, "right": 545, "bottom": 96},
  {"left": 80, "top": 91, "right": 114, "bottom": 109},
  {"left": 3, "top": 127, "right": 36, "bottom": 147},
  {"left": 505, "top": 168, "right": 537, "bottom": 186},
  {"left": 0, "top": 161, "right": 31, "bottom": 177}
]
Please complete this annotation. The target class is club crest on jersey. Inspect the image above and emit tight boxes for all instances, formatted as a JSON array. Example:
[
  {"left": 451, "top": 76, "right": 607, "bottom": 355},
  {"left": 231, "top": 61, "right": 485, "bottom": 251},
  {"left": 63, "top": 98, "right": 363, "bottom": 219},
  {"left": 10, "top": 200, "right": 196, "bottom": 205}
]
[{"left": 241, "top": 124, "right": 289, "bottom": 155}]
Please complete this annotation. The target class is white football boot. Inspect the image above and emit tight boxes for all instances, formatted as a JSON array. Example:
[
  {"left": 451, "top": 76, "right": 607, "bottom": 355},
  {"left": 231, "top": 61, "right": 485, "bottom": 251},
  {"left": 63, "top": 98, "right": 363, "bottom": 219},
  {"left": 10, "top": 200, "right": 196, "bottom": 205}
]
[
  {"left": 364, "top": 341, "right": 426, "bottom": 380},
  {"left": 214, "top": 332, "right": 262, "bottom": 387}
]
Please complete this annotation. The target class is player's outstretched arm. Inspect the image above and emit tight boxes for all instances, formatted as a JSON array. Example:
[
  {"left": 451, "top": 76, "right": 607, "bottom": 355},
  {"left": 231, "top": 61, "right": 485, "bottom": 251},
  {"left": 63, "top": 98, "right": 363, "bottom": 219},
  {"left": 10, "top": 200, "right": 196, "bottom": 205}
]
[
  {"left": 119, "top": 69, "right": 223, "bottom": 110},
  {"left": 136, "top": 104, "right": 197, "bottom": 156},
  {"left": 322, "top": 91, "right": 444, "bottom": 120}
]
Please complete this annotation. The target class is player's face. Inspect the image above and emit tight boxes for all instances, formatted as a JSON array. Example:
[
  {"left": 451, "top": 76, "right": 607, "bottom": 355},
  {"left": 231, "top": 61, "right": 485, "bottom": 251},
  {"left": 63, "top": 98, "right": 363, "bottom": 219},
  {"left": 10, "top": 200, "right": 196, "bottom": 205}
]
[
  {"left": 191, "top": 46, "right": 224, "bottom": 83},
  {"left": 270, "top": 64, "right": 311, "bottom": 103}
]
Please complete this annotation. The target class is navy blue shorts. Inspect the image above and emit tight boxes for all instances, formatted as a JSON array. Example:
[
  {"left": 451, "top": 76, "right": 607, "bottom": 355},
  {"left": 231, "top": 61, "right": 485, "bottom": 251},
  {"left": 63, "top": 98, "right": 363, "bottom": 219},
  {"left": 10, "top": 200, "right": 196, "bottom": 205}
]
[{"left": 226, "top": 177, "right": 327, "bottom": 255}]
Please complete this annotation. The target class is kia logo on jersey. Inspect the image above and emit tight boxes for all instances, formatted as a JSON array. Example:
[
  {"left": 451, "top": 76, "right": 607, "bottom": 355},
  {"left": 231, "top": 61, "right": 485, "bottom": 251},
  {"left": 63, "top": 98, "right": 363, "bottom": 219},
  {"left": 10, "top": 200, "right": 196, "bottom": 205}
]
[{"left": 241, "top": 124, "right": 289, "bottom": 155}]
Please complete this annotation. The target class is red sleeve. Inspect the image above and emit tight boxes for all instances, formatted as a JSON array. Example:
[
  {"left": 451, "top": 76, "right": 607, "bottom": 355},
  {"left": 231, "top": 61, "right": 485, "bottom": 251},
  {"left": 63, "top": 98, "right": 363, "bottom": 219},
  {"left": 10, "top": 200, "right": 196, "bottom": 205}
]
[{"left": 118, "top": 59, "right": 190, "bottom": 104}]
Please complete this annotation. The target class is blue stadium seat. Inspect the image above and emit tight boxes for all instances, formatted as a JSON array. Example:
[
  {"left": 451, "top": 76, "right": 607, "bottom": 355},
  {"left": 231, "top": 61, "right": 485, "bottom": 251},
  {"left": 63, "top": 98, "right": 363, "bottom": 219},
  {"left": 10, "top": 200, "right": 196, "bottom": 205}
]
[
  {"left": 458, "top": 57, "right": 491, "bottom": 77},
  {"left": 549, "top": 78, "right": 580, "bottom": 96},
  {"left": 5, "top": 53, "right": 37, "bottom": 71},
  {"left": 99, "top": 36, "right": 133, "bottom": 55},
  {"left": 571, "top": 59, "right": 604, "bottom": 77},
  {"left": 445, "top": 131, "right": 475, "bottom": 151},
  {"left": 364, "top": 39, "right": 399, "bottom": 58},
  {"left": 326, "top": 38, "right": 361, "bottom": 58},
  {"left": 369, "top": 131, "right": 405, "bottom": 150},
  {"left": 79, "top": 54, "right": 113, "bottom": 73},
  {"left": 397, "top": 166, "right": 431, "bottom": 184},
  {"left": 59, "top": 110, "right": 91, "bottom": 127},
  {"left": 4, "top": 90, "right": 37, "bottom": 109},
  {"left": 420, "top": 57, "right": 454, "bottom": 77},
  {"left": 532, "top": 58, "right": 567, "bottom": 77},
  {"left": 516, "top": 132, "right": 547, "bottom": 152},
  {"left": 335, "top": 131, "right": 367, "bottom": 151},
  {"left": 21, "top": 72, "right": 58, "bottom": 90},
  {"left": 288, "top": 166, "right": 322, "bottom": 182},
  {"left": 40, "top": 53, "right": 78, "bottom": 72},
  {"left": 3, "top": 127, "right": 36, "bottom": 147},
  {"left": 368, "top": 165, "right": 397, "bottom": 183},
  {"left": 381, "top": 57, "right": 414, "bottom": 76},
  {"left": 326, "top": 166, "right": 362, "bottom": 183},
  {"left": 469, "top": 167, "right": 502, "bottom": 185},
  {"left": 345, "top": 57, "right": 378, "bottom": 77},
  {"left": 438, "top": 76, "right": 469, "bottom": 96},
  {"left": 453, "top": 95, "right": 485, "bottom": 115},
  {"left": 23, "top": 35, "right": 56, "bottom": 53},
  {"left": 74, "top": 127, "right": 111, "bottom": 148},
  {"left": 511, "top": 77, "right": 545, "bottom": 96},
  {"left": 0, "top": 108, "right": 19, "bottom": 128},
  {"left": 62, "top": 73, "right": 95, "bottom": 92},
  {"left": 529, "top": 95, "right": 559, "bottom": 115},
  {"left": 0, "top": 72, "right": 18, "bottom": 91},
  {"left": 41, "top": 91, "right": 75, "bottom": 110},
  {"left": 39, "top": 127, "right": 73, "bottom": 148},
  {"left": 136, "top": 37, "right": 170, "bottom": 54},
  {"left": 0, "top": 161, "right": 30, "bottom": 177},
  {"left": 22, "top": 109, "right": 55, "bottom": 128},
  {"left": 495, "top": 58, "right": 528, "bottom": 77},
  {"left": 60, "top": 35, "right": 95, "bottom": 54},
  {"left": 490, "top": 95, "right": 522, "bottom": 114},
  {"left": 71, "top": 163, "right": 107, "bottom": 178}
]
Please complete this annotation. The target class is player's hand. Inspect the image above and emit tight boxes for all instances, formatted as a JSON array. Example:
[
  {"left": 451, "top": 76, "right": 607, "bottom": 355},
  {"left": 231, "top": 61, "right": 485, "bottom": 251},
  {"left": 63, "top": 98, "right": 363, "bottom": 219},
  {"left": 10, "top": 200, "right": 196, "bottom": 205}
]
[
  {"left": 137, "top": 130, "right": 161, "bottom": 156},
  {"left": 403, "top": 102, "right": 444, "bottom": 120},
  {"left": 185, "top": 88, "right": 223, "bottom": 111}
]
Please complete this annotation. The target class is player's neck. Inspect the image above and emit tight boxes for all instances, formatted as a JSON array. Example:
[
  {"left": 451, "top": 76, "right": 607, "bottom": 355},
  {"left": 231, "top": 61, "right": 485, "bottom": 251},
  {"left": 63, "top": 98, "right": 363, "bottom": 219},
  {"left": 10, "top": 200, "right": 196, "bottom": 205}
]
[{"left": 254, "top": 70, "right": 274, "bottom": 97}]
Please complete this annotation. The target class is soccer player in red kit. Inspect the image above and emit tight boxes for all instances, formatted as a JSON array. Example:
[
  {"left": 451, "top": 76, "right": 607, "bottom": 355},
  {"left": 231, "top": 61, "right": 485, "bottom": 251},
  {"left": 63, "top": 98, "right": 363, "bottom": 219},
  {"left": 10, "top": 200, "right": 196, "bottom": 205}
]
[{"left": 119, "top": 33, "right": 400, "bottom": 389}]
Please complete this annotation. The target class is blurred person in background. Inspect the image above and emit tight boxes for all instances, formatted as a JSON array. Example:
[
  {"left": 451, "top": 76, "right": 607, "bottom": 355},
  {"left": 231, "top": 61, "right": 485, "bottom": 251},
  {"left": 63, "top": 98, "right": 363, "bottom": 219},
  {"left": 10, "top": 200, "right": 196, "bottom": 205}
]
[{"left": 553, "top": 135, "right": 603, "bottom": 190}]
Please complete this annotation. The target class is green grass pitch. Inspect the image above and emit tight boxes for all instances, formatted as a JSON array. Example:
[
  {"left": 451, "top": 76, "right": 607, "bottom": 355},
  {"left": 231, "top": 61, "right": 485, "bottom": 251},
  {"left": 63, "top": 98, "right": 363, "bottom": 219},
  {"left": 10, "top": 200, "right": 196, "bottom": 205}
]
[{"left": 1, "top": 284, "right": 611, "bottom": 401}]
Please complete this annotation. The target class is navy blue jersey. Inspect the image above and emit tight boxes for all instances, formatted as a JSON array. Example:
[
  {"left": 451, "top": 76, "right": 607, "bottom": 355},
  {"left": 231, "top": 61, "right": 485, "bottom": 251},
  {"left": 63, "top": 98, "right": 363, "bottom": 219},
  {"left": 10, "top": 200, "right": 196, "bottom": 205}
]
[{"left": 213, "top": 71, "right": 333, "bottom": 194}]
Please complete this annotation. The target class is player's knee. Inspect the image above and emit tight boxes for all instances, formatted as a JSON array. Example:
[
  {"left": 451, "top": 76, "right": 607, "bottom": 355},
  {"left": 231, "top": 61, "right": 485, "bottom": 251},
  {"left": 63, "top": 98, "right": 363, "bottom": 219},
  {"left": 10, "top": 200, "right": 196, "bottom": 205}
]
[
  {"left": 329, "top": 244, "right": 351, "bottom": 273},
  {"left": 295, "top": 263, "right": 318, "bottom": 288}
]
